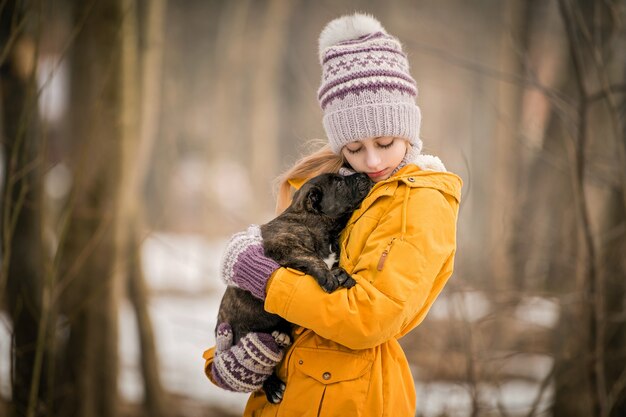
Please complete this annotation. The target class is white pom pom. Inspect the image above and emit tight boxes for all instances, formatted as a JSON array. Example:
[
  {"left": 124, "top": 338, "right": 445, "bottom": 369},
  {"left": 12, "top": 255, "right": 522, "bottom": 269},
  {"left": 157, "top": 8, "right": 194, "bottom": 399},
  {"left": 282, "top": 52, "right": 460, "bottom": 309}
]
[{"left": 318, "top": 13, "right": 386, "bottom": 62}]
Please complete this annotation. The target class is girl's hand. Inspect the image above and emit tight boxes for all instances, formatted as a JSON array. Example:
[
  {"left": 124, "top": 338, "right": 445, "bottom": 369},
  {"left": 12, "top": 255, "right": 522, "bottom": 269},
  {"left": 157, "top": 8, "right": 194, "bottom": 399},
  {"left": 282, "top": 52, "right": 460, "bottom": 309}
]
[
  {"left": 211, "top": 323, "right": 287, "bottom": 393},
  {"left": 220, "top": 225, "right": 280, "bottom": 300}
]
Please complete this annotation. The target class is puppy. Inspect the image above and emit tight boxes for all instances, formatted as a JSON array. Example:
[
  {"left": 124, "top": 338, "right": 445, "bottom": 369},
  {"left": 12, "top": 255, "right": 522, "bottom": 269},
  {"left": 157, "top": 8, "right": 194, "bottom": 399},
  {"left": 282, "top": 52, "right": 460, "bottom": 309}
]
[{"left": 217, "top": 172, "right": 373, "bottom": 403}]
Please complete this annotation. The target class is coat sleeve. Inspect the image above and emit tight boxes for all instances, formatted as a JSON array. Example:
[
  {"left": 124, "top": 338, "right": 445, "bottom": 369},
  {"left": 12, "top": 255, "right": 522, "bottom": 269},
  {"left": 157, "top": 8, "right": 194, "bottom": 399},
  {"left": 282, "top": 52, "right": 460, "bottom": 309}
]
[
  {"left": 202, "top": 347, "right": 219, "bottom": 385},
  {"left": 264, "top": 186, "right": 459, "bottom": 350}
]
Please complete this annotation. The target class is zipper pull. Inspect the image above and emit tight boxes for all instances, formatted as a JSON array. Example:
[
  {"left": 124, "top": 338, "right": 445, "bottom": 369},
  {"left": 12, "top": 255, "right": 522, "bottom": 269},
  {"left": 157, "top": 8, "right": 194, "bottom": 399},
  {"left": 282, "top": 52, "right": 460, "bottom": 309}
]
[{"left": 377, "top": 238, "right": 396, "bottom": 271}]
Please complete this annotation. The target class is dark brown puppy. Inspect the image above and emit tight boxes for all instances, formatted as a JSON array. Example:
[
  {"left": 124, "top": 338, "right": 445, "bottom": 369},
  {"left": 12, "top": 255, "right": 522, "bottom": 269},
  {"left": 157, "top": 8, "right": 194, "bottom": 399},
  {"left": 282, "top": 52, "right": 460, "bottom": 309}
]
[{"left": 216, "top": 172, "right": 373, "bottom": 403}]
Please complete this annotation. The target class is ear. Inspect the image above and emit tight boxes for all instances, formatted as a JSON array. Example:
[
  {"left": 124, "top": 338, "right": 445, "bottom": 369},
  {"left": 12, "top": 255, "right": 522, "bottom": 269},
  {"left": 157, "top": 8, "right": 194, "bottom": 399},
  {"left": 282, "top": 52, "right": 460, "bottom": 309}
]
[{"left": 305, "top": 186, "right": 323, "bottom": 213}]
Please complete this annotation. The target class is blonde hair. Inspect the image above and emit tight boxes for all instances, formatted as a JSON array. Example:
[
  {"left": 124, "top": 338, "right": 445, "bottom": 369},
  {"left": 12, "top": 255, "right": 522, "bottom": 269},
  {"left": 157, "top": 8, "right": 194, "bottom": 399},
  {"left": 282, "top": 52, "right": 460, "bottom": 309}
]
[{"left": 274, "top": 140, "right": 345, "bottom": 214}]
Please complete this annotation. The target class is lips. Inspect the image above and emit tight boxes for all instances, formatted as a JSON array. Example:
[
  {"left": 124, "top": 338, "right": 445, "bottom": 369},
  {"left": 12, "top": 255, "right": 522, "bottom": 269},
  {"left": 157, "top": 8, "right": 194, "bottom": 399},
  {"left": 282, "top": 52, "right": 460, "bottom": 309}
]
[{"left": 367, "top": 169, "right": 387, "bottom": 179}]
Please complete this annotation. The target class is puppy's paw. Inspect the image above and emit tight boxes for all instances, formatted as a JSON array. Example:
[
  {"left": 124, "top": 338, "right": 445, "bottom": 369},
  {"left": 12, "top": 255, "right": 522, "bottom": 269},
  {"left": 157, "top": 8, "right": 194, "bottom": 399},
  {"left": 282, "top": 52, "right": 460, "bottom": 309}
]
[
  {"left": 342, "top": 276, "right": 357, "bottom": 288},
  {"left": 271, "top": 331, "right": 291, "bottom": 347},
  {"left": 263, "top": 373, "right": 286, "bottom": 404},
  {"left": 332, "top": 267, "right": 356, "bottom": 289},
  {"left": 320, "top": 275, "right": 339, "bottom": 293}
]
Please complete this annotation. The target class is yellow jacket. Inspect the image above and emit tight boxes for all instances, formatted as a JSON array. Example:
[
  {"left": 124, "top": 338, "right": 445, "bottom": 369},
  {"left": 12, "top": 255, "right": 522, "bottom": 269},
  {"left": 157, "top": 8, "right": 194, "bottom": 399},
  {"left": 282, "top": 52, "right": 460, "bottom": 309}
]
[{"left": 205, "top": 164, "right": 462, "bottom": 417}]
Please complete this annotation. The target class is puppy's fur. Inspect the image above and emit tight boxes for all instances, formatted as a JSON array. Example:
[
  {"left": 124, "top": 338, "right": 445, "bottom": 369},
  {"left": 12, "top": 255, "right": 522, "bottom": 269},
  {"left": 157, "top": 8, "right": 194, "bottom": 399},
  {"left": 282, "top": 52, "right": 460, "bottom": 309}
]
[{"left": 216, "top": 172, "right": 373, "bottom": 402}]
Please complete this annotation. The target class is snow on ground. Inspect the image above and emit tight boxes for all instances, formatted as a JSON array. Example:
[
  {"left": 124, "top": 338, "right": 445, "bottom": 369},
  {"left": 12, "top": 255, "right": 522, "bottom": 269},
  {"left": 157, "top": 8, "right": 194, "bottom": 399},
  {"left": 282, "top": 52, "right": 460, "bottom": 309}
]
[
  {"left": 428, "top": 290, "right": 491, "bottom": 322},
  {"left": 140, "top": 232, "right": 228, "bottom": 294},
  {"left": 414, "top": 379, "right": 553, "bottom": 417},
  {"left": 0, "top": 312, "right": 11, "bottom": 399},
  {"left": 132, "top": 232, "right": 556, "bottom": 415},
  {"left": 123, "top": 232, "right": 250, "bottom": 413},
  {"left": 119, "top": 293, "right": 249, "bottom": 414},
  {"left": 0, "top": 231, "right": 556, "bottom": 416}
]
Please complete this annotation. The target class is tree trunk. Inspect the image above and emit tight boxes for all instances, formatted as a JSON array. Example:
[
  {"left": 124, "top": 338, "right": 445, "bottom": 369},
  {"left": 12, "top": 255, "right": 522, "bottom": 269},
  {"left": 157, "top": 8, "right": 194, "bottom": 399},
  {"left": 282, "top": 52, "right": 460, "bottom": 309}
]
[
  {"left": 211, "top": 0, "right": 251, "bottom": 160},
  {"left": 488, "top": 0, "right": 528, "bottom": 295},
  {"left": 127, "top": 226, "right": 168, "bottom": 417},
  {"left": 249, "top": 0, "right": 293, "bottom": 213},
  {"left": 599, "top": 188, "right": 626, "bottom": 417},
  {"left": 0, "top": 1, "right": 48, "bottom": 416},
  {"left": 552, "top": 0, "right": 626, "bottom": 415},
  {"left": 55, "top": 1, "right": 127, "bottom": 416},
  {"left": 129, "top": 0, "right": 169, "bottom": 415}
]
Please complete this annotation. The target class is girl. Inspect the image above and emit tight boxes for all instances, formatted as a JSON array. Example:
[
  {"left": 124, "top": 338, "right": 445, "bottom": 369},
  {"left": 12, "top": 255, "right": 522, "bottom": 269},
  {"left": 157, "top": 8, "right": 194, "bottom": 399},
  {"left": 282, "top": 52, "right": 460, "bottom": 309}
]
[{"left": 203, "top": 13, "right": 462, "bottom": 416}]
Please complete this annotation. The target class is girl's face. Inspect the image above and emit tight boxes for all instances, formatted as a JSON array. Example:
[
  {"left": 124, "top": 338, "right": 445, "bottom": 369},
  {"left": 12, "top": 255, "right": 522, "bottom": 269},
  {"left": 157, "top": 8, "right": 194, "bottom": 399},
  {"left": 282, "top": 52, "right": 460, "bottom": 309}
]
[{"left": 341, "top": 136, "right": 408, "bottom": 182}]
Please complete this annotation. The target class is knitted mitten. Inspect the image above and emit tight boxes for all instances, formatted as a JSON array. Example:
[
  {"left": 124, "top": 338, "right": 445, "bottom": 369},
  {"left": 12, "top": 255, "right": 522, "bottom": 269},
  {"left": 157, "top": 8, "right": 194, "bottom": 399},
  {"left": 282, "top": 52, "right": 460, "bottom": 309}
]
[
  {"left": 220, "top": 225, "right": 280, "bottom": 300},
  {"left": 211, "top": 323, "right": 286, "bottom": 393}
]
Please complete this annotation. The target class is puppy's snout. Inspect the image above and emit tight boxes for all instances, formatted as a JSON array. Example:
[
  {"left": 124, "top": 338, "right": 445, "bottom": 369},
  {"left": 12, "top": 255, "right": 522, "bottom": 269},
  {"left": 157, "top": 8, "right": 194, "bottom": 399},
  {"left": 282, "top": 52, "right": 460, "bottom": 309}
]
[
  {"left": 345, "top": 173, "right": 374, "bottom": 197},
  {"left": 344, "top": 172, "right": 370, "bottom": 185}
]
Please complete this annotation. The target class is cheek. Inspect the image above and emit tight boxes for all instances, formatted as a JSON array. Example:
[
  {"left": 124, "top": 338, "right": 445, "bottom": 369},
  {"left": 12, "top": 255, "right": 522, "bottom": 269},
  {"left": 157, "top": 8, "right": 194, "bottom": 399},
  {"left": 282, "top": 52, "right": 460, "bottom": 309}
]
[
  {"left": 390, "top": 143, "right": 408, "bottom": 164},
  {"left": 392, "top": 148, "right": 407, "bottom": 164},
  {"left": 342, "top": 151, "right": 360, "bottom": 169}
]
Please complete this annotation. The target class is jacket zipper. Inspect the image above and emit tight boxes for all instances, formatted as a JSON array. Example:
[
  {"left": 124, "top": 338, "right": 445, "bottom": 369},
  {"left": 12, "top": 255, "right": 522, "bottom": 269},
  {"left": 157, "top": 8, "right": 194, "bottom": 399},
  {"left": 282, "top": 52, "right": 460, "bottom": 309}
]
[{"left": 377, "top": 238, "right": 396, "bottom": 271}]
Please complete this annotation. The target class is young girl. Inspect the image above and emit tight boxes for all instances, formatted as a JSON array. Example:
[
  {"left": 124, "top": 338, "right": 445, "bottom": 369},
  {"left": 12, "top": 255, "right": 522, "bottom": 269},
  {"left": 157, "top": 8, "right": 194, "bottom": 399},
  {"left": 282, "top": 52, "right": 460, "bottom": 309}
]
[{"left": 203, "top": 13, "right": 462, "bottom": 416}]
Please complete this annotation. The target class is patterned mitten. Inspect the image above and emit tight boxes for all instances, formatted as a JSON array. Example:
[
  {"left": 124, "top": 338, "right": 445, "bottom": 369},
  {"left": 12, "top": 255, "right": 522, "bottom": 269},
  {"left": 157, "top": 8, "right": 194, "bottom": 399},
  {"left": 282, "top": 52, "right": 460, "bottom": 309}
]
[
  {"left": 211, "top": 322, "right": 286, "bottom": 393},
  {"left": 220, "top": 225, "right": 280, "bottom": 300}
]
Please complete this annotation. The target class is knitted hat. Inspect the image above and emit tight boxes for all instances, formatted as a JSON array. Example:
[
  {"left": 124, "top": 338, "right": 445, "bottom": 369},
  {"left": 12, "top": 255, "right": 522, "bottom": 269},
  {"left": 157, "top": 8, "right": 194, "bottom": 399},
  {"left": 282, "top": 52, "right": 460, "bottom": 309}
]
[{"left": 317, "top": 13, "right": 423, "bottom": 155}]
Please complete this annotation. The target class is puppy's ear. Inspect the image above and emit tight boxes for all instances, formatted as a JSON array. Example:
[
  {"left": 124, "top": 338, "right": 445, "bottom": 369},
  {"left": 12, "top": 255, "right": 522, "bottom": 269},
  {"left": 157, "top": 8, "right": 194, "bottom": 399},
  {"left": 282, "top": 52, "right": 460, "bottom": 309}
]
[{"left": 305, "top": 186, "right": 323, "bottom": 213}]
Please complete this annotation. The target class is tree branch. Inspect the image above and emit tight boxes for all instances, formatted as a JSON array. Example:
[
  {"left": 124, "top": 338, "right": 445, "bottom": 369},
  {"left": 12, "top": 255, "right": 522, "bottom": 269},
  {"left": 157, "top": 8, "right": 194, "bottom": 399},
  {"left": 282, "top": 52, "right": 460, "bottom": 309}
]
[{"left": 558, "top": 1, "right": 607, "bottom": 416}]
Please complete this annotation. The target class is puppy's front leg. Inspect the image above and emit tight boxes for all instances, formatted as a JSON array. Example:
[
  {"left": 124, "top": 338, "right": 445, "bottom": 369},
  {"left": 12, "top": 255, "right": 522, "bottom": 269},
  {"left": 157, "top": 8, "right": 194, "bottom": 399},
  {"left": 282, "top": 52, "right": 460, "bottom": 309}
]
[
  {"left": 263, "top": 372, "right": 286, "bottom": 404},
  {"left": 285, "top": 256, "right": 339, "bottom": 293},
  {"left": 331, "top": 267, "right": 356, "bottom": 288}
]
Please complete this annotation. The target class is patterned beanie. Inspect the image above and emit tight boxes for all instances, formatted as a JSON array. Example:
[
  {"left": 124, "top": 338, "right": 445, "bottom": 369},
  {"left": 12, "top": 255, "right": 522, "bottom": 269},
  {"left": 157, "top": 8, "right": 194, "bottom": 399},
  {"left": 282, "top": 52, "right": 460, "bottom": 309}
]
[{"left": 317, "top": 13, "right": 423, "bottom": 155}]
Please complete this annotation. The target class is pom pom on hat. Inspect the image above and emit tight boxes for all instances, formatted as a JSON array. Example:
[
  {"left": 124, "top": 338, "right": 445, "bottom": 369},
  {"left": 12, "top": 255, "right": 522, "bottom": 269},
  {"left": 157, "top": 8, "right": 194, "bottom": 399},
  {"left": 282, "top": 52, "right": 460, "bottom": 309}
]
[{"left": 318, "top": 13, "right": 386, "bottom": 62}]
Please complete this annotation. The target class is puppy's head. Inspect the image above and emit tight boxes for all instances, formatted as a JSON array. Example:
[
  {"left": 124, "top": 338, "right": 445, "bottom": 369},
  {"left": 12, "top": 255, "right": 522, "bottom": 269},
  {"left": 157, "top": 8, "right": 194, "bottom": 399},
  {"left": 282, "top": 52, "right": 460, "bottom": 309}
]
[{"left": 291, "top": 173, "right": 373, "bottom": 218}]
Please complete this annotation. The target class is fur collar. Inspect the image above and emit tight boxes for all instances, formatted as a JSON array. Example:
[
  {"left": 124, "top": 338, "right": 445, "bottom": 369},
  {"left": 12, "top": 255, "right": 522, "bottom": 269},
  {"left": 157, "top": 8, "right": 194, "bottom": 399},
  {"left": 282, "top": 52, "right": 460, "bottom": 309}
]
[{"left": 412, "top": 154, "right": 447, "bottom": 172}]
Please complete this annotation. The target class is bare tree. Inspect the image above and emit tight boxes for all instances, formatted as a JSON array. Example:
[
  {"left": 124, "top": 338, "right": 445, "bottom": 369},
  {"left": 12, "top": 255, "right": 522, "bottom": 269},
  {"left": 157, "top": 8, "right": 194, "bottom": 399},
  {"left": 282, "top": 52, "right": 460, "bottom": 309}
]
[
  {"left": 0, "top": 1, "right": 49, "bottom": 416},
  {"left": 127, "top": 0, "right": 169, "bottom": 415},
  {"left": 550, "top": 1, "right": 625, "bottom": 416},
  {"left": 54, "top": 1, "right": 128, "bottom": 416},
  {"left": 249, "top": 0, "right": 293, "bottom": 211}
]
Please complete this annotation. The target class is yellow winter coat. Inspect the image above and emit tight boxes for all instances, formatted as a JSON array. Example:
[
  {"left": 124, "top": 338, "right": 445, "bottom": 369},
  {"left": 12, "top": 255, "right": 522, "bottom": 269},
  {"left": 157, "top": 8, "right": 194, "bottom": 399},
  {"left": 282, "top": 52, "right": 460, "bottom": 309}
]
[{"left": 204, "top": 164, "right": 462, "bottom": 417}]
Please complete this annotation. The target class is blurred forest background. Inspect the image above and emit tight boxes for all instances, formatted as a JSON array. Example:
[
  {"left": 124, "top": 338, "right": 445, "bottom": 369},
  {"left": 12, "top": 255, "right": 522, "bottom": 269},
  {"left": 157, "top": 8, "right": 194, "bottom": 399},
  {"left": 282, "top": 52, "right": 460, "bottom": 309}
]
[{"left": 1, "top": 0, "right": 625, "bottom": 416}]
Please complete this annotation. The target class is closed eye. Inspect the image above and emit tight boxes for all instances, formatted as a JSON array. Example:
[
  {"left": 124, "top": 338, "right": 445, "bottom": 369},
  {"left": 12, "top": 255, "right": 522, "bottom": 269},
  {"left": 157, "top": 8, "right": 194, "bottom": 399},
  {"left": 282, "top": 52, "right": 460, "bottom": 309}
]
[
  {"left": 345, "top": 138, "right": 395, "bottom": 154},
  {"left": 377, "top": 139, "right": 395, "bottom": 149}
]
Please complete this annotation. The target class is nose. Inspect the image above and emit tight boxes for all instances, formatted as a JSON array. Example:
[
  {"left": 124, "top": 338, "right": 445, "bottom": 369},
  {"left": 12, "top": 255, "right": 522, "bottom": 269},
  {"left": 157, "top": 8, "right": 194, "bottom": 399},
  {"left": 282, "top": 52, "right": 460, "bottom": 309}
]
[{"left": 365, "top": 149, "right": 381, "bottom": 169}]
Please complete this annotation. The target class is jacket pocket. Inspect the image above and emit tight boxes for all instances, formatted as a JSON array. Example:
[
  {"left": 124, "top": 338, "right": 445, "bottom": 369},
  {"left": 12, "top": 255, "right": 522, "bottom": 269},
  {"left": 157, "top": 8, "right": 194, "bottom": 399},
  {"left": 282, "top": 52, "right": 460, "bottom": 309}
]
[{"left": 278, "top": 348, "right": 374, "bottom": 417}]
